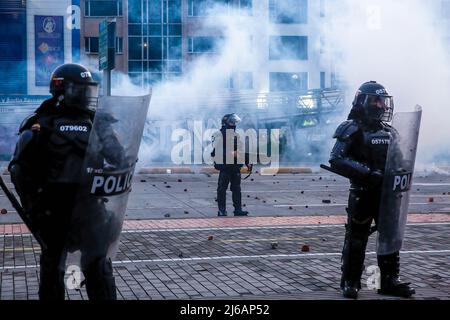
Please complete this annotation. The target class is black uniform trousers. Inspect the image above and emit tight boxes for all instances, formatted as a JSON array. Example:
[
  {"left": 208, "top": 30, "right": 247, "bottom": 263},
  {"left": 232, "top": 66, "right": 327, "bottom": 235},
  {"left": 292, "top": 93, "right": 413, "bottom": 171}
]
[
  {"left": 341, "top": 186, "right": 381, "bottom": 286},
  {"left": 35, "top": 184, "right": 117, "bottom": 300},
  {"left": 217, "top": 167, "right": 242, "bottom": 212}
]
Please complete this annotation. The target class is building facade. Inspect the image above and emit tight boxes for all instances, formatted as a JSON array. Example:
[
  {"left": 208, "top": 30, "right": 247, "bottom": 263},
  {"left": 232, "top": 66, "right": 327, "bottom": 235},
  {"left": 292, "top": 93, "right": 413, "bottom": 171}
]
[
  {"left": 79, "top": 0, "right": 336, "bottom": 93},
  {"left": 0, "top": 0, "right": 340, "bottom": 95},
  {"left": 0, "top": 0, "right": 27, "bottom": 94}
]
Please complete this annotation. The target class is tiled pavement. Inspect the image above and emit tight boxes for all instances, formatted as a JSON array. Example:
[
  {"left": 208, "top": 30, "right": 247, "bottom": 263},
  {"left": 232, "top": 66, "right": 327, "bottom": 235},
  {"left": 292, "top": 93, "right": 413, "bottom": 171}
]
[{"left": 0, "top": 215, "right": 449, "bottom": 300}]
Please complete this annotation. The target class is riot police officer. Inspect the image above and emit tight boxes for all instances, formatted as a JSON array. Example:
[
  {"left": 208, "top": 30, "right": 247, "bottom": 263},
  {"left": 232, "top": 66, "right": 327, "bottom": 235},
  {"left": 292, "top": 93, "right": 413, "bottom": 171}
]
[
  {"left": 8, "top": 63, "right": 123, "bottom": 300},
  {"left": 211, "top": 113, "right": 252, "bottom": 217},
  {"left": 328, "top": 81, "right": 415, "bottom": 299}
]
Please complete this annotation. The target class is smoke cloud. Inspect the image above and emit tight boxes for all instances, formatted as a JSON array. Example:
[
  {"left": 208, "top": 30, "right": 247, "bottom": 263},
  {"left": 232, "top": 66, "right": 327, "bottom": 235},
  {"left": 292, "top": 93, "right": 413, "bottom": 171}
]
[
  {"left": 117, "top": 3, "right": 330, "bottom": 166},
  {"left": 321, "top": 0, "right": 450, "bottom": 165}
]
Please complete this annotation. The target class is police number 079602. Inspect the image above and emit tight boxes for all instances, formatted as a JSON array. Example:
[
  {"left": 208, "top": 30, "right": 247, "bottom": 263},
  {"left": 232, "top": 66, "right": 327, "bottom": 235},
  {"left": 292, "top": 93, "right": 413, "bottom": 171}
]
[
  {"left": 59, "top": 125, "right": 88, "bottom": 132},
  {"left": 224, "top": 304, "right": 270, "bottom": 317}
]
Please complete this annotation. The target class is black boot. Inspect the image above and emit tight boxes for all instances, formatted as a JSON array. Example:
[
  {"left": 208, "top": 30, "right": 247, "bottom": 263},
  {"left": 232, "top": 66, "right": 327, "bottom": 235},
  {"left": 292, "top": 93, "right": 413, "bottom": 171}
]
[
  {"left": 38, "top": 253, "right": 65, "bottom": 300},
  {"left": 377, "top": 252, "right": 415, "bottom": 298},
  {"left": 218, "top": 210, "right": 227, "bottom": 217},
  {"left": 341, "top": 279, "right": 360, "bottom": 299},
  {"left": 233, "top": 209, "right": 249, "bottom": 216},
  {"left": 83, "top": 257, "right": 117, "bottom": 300},
  {"left": 340, "top": 224, "right": 368, "bottom": 299}
]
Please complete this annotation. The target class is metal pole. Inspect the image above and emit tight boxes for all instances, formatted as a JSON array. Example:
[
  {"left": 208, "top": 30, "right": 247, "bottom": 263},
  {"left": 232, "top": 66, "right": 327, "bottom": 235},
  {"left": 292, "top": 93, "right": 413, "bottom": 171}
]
[{"left": 103, "top": 69, "right": 111, "bottom": 96}]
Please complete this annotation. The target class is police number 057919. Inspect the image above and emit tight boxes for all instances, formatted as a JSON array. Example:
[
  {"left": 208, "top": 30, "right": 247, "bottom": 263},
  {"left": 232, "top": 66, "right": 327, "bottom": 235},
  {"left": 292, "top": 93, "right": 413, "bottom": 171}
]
[{"left": 224, "top": 304, "right": 270, "bottom": 317}]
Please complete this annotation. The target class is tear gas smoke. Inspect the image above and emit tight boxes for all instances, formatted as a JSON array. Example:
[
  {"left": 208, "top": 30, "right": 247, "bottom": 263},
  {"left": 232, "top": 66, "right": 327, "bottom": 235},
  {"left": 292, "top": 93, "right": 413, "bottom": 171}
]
[
  {"left": 126, "top": 0, "right": 450, "bottom": 168},
  {"left": 321, "top": 0, "right": 450, "bottom": 166},
  {"left": 113, "top": 3, "right": 333, "bottom": 166}
]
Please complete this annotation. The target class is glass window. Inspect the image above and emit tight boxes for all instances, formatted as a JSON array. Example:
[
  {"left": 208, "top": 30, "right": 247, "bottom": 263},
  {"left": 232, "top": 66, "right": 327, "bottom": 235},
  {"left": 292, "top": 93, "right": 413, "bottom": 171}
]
[
  {"left": 331, "top": 72, "right": 340, "bottom": 88},
  {"left": 128, "top": 0, "right": 142, "bottom": 23},
  {"left": 188, "top": 36, "right": 220, "bottom": 53},
  {"left": 320, "top": 72, "right": 326, "bottom": 89},
  {"left": 128, "top": 37, "right": 142, "bottom": 59},
  {"left": 168, "top": 37, "right": 182, "bottom": 60},
  {"left": 116, "top": 37, "right": 123, "bottom": 53},
  {"left": 168, "top": 0, "right": 182, "bottom": 23},
  {"left": 148, "top": 61, "right": 163, "bottom": 72},
  {"left": 188, "top": 0, "right": 230, "bottom": 17},
  {"left": 167, "top": 61, "right": 182, "bottom": 72},
  {"left": 148, "top": 24, "right": 162, "bottom": 36},
  {"left": 269, "top": 36, "right": 308, "bottom": 60},
  {"left": 148, "top": 37, "right": 163, "bottom": 60},
  {"left": 128, "top": 24, "right": 142, "bottom": 36},
  {"left": 269, "top": 0, "right": 307, "bottom": 24},
  {"left": 86, "top": 1, "right": 122, "bottom": 17},
  {"left": 85, "top": 37, "right": 99, "bottom": 53},
  {"left": 239, "top": 0, "right": 252, "bottom": 15},
  {"left": 128, "top": 61, "right": 142, "bottom": 72},
  {"left": 149, "top": 0, "right": 162, "bottom": 23},
  {"left": 239, "top": 72, "right": 253, "bottom": 90},
  {"left": 168, "top": 24, "right": 182, "bottom": 36},
  {"left": 269, "top": 72, "right": 308, "bottom": 92}
]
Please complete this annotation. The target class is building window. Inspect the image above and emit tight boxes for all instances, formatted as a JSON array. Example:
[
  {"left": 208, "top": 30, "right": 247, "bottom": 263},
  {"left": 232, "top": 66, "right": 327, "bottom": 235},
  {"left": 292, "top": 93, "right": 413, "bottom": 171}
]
[
  {"left": 188, "top": 36, "right": 221, "bottom": 53},
  {"left": 331, "top": 72, "right": 340, "bottom": 88},
  {"left": 269, "top": 0, "right": 307, "bottom": 24},
  {"left": 85, "top": 37, "right": 99, "bottom": 53},
  {"left": 128, "top": 37, "right": 142, "bottom": 59},
  {"left": 269, "top": 72, "right": 308, "bottom": 92},
  {"left": 269, "top": 36, "right": 308, "bottom": 60},
  {"left": 239, "top": 0, "right": 252, "bottom": 15},
  {"left": 116, "top": 37, "right": 123, "bottom": 53},
  {"left": 128, "top": 0, "right": 183, "bottom": 86},
  {"left": 85, "top": 37, "right": 122, "bottom": 54},
  {"left": 239, "top": 72, "right": 253, "bottom": 90},
  {"left": 320, "top": 72, "right": 326, "bottom": 89},
  {"left": 168, "top": 37, "right": 182, "bottom": 59},
  {"left": 168, "top": 0, "right": 182, "bottom": 23},
  {"left": 188, "top": 0, "right": 230, "bottom": 17},
  {"left": 85, "top": 1, "right": 123, "bottom": 17},
  {"left": 319, "top": 36, "right": 325, "bottom": 54},
  {"left": 128, "top": 0, "right": 142, "bottom": 23}
]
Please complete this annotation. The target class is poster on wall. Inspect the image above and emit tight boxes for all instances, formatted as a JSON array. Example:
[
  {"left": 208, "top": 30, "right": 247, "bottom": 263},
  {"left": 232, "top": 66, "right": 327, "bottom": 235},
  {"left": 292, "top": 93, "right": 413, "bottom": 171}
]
[{"left": 34, "top": 15, "right": 64, "bottom": 86}]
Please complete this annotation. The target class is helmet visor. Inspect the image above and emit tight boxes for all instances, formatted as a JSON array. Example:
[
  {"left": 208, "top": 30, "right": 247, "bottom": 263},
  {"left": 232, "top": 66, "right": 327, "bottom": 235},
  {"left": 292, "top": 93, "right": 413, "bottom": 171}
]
[
  {"left": 64, "top": 82, "right": 99, "bottom": 112},
  {"left": 365, "top": 94, "right": 394, "bottom": 122}
]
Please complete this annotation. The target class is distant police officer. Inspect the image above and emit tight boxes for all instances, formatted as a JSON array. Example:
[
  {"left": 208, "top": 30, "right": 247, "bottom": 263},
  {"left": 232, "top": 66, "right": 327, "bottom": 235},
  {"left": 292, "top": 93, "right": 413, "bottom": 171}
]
[
  {"left": 328, "top": 81, "right": 415, "bottom": 299},
  {"left": 8, "top": 63, "right": 124, "bottom": 300},
  {"left": 211, "top": 113, "right": 252, "bottom": 217}
]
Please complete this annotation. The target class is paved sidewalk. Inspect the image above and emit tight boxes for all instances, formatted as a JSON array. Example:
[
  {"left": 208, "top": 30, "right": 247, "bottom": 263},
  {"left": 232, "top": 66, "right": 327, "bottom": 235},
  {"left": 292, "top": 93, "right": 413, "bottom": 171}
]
[{"left": 1, "top": 214, "right": 449, "bottom": 300}]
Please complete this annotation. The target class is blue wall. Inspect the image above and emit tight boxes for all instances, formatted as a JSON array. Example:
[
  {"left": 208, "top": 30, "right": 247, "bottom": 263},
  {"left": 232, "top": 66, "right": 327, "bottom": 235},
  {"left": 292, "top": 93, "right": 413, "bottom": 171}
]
[{"left": 0, "top": 1, "right": 27, "bottom": 95}]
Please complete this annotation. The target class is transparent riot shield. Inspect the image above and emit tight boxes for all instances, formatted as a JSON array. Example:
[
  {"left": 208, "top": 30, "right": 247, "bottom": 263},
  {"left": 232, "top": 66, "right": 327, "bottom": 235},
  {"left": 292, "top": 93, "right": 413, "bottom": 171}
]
[
  {"left": 376, "top": 106, "right": 422, "bottom": 255},
  {"left": 65, "top": 94, "right": 151, "bottom": 272}
]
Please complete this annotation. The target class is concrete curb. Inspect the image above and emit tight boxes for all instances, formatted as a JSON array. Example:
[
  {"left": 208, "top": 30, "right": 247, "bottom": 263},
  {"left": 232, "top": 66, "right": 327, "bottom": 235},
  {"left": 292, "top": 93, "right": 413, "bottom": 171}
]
[
  {"left": 138, "top": 167, "right": 313, "bottom": 175},
  {"left": 138, "top": 167, "right": 194, "bottom": 174}
]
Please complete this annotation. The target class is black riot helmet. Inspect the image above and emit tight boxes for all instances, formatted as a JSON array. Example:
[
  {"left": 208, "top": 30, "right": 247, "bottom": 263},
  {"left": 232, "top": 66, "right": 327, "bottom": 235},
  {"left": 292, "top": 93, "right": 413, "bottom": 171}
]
[
  {"left": 221, "top": 113, "right": 241, "bottom": 129},
  {"left": 49, "top": 63, "right": 99, "bottom": 112},
  {"left": 351, "top": 81, "right": 394, "bottom": 122}
]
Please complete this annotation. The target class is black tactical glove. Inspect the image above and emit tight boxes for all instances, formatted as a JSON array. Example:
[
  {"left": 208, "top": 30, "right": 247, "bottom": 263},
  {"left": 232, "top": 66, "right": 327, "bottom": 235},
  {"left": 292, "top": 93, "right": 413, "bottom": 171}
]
[{"left": 368, "top": 169, "right": 384, "bottom": 187}]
